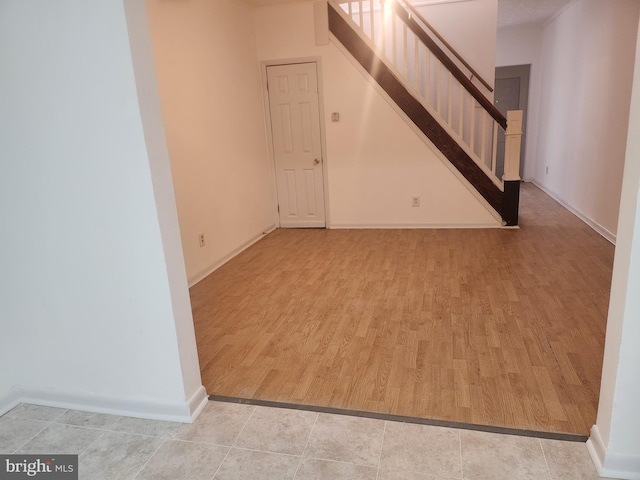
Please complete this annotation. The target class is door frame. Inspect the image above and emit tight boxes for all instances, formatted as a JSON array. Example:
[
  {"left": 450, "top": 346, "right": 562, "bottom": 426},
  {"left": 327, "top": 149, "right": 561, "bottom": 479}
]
[
  {"left": 261, "top": 57, "right": 330, "bottom": 229},
  {"left": 495, "top": 64, "right": 530, "bottom": 179}
]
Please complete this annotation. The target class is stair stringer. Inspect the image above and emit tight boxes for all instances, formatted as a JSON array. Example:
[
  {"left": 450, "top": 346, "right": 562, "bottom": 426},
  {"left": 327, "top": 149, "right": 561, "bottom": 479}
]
[{"left": 328, "top": 3, "right": 504, "bottom": 223}]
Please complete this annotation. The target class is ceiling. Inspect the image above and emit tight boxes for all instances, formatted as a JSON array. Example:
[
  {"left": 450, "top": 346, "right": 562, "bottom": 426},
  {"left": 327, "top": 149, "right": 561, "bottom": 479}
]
[
  {"left": 497, "top": 0, "right": 574, "bottom": 28},
  {"left": 238, "top": 0, "right": 575, "bottom": 29}
]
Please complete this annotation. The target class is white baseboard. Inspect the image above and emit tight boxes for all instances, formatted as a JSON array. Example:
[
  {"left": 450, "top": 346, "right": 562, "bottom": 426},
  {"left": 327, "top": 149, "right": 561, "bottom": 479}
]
[
  {"left": 532, "top": 181, "right": 616, "bottom": 244},
  {"left": 187, "top": 385, "right": 208, "bottom": 423},
  {"left": 587, "top": 425, "right": 606, "bottom": 474},
  {"left": 588, "top": 424, "right": 640, "bottom": 479},
  {"left": 12, "top": 384, "right": 207, "bottom": 424},
  {"left": 329, "top": 222, "right": 501, "bottom": 229},
  {"left": 0, "top": 386, "right": 20, "bottom": 416},
  {"left": 188, "top": 225, "right": 276, "bottom": 287}
]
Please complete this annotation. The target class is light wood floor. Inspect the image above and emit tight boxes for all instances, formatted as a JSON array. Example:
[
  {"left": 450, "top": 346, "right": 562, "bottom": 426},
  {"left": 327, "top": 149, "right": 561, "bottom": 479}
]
[{"left": 190, "top": 184, "right": 614, "bottom": 436}]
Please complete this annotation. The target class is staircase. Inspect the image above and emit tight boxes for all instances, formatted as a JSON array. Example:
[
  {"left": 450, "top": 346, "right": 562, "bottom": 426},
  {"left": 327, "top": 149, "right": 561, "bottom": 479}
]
[{"left": 327, "top": 0, "right": 522, "bottom": 226}]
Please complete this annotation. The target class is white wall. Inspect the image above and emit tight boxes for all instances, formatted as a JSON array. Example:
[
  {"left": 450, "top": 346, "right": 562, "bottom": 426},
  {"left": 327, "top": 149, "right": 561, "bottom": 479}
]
[
  {"left": 253, "top": 2, "right": 500, "bottom": 228},
  {"left": 533, "top": 0, "right": 640, "bottom": 241},
  {"left": 416, "top": 0, "right": 498, "bottom": 92},
  {"left": 146, "top": 0, "right": 275, "bottom": 285},
  {"left": 588, "top": 19, "right": 640, "bottom": 479},
  {"left": 496, "top": 24, "right": 543, "bottom": 181},
  {"left": 0, "top": 0, "right": 205, "bottom": 422}
]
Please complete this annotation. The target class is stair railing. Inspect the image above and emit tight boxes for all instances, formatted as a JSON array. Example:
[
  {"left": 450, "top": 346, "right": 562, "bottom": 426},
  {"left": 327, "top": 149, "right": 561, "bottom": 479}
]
[
  {"left": 332, "top": 0, "right": 509, "bottom": 189},
  {"left": 398, "top": 0, "right": 494, "bottom": 93}
]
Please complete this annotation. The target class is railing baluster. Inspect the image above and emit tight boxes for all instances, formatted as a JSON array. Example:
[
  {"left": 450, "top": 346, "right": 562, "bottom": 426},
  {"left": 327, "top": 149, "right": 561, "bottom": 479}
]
[
  {"left": 391, "top": 8, "right": 397, "bottom": 67},
  {"left": 403, "top": 23, "right": 408, "bottom": 79},
  {"left": 380, "top": 0, "right": 386, "bottom": 57},
  {"left": 491, "top": 120, "right": 499, "bottom": 176},
  {"left": 447, "top": 72, "right": 453, "bottom": 126},
  {"left": 480, "top": 110, "right": 487, "bottom": 166},
  {"left": 436, "top": 62, "right": 442, "bottom": 115},
  {"left": 459, "top": 88, "right": 464, "bottom": 137},
  {"left": 414, "top": 36, "right": 419, "bottom": 89},
  {"left": 425, "top": 51, "right": 430, "bottom": 105},
  {"left": 470, "top": 99, "right": 476, "bottom": 153},
  {"left": 370, "top": 0, "right": 375, "bottom": 44}
]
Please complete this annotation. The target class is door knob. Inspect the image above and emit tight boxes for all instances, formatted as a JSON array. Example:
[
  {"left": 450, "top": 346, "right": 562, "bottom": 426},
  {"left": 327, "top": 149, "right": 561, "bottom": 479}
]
[{"left": 313, "top": 158, "right": 320, "bottom": 165}]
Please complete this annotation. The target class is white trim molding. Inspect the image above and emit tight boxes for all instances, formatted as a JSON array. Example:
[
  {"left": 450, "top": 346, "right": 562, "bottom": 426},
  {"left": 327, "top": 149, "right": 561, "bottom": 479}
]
[
  {"left": 0, "top": 386, "right": 21, "bottom": 417},
  {"left": 187, "top": 385, "right": 209, "bottom": 423},
  {"left": 4, "top": 384, "right": 208, "bottom": 424},
  {"left": 329, "top": 222, "right": 501, "bottom": 229},
  {"left": 588, "top": 425, "right": 640, "bottom": 480},
  {"left": 587, "top": 425, "right": 606, "bottom": 474}
]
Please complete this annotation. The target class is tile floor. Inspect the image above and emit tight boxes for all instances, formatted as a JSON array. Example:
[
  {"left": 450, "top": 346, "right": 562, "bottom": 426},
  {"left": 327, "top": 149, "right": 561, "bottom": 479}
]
[{"left": 0, "top": 402, "right": 612, "bottom": 480}]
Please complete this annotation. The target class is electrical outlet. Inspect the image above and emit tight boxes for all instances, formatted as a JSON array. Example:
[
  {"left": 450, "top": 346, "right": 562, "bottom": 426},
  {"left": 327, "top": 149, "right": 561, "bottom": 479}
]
[
  {"left": 412, "top": 196, "right": 420, "bottom": 207},
  {"left": 199, "top": 233, "right": 206, "bottom": 247}
]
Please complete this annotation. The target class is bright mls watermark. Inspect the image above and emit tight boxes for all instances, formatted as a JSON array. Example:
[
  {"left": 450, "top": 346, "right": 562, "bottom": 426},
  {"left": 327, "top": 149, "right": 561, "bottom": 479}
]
[{"left": 0, "top": 456, "right": 77, "bottom": 479}]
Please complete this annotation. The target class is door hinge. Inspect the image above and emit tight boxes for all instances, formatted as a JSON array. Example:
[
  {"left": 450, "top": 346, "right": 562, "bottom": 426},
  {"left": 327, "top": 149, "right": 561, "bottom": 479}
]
[{"left": 277, "top": 204, "right": 280, "bottom": 213}]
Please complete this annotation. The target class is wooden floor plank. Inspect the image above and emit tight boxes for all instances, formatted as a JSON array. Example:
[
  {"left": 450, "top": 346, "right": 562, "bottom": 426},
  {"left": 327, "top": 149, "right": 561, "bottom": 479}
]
[{"left": 190, "top": 183, "right": 614, "bottom": 435}]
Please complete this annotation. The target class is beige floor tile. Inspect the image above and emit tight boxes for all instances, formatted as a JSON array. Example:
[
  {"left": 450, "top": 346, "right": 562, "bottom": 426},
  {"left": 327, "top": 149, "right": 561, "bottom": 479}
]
[
  {"left": 80, "top": 431, "right": 164, "bottom": 480},
  {"left": 235, "top": 406, "right": 317, "bottom": 455},
  {"left": 294, "top": 458, "right": 377, "bottom": 479},
  {"left": 110, "top": 416, "right": 182, "bottom": 438},
  {"left": 541, "top": 439, "right": 601, "bottom": 480},
  {"left": 171, "top": 401, "right": 254, "bottom": 446},
  {"left": 1, "top": 403, "right": 610, "bottom": 480},
  {"left": 135, "top": 440, "right": 228, "bottom": 480},
  {"left": 16, "top": 423, "right": 104, "bottom": 454},
  {"left": 6, "top": 404, "right": 67, "bottom": 422},
  {"left": 380, "top": 422, "right": 462, "bottom": 478},
  {"left": 377, "top": 467, "right": 460, "bottom": 480},
  {"left": 55, "top": 410, "right": 121, "bottom": 429},
  {"left": 214, "top": 447, "right": 299, "bottom": 480},
  {"left": 0, "top": 416, "right": 48, "bottom": 453},
  {"left": 303, "top": 413, "right": 385, "bottom": 466},
  {"left": 460, "top": 431, "right": 550, "bottom": 480}
]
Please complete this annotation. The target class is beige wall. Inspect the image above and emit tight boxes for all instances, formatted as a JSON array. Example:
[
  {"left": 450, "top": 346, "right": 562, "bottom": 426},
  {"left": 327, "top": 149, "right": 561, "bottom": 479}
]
[
  {"left": 146, "top": 0, "right": 275, "bottom": 285},
  {"left": 533, "top": 0, "right": 640, "bottom": 242},
  {"left": 147, "top": 0, "right": 504, "bottom": 284},
  {"left": 254, "top": 2, "right": 500, "bottom": 228}
]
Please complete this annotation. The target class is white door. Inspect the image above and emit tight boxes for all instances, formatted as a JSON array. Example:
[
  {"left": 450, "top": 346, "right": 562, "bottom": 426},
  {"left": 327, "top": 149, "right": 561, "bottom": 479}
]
[{"left": 267, "top": 63, "right": 326, "bottom": 228}]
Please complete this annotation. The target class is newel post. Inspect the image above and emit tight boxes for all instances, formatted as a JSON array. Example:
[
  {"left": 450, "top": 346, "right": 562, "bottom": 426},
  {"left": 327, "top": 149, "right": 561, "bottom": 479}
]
[{"left": 502, "top": 110, "right": 523, "bottom": 226}]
